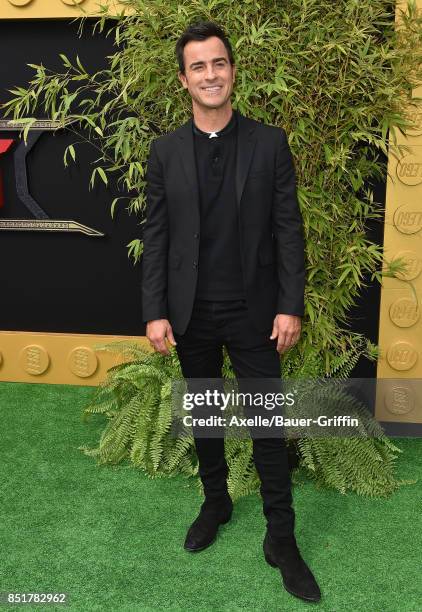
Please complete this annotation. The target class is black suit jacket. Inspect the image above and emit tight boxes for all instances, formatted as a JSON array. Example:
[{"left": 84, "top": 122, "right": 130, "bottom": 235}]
[{"left": 141, "top": 110, "right": 306, "bottom": 336}]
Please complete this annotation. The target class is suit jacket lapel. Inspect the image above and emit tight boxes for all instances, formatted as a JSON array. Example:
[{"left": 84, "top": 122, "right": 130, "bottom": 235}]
[
  {"left": 235, "top": 111, "right": 257, "bottom": 212},
  {"left": 177, "top": 117, "right": 200, "bottom": 220},
  {"left": 176, "top": 110, "right": 257, "bottom": 216}
]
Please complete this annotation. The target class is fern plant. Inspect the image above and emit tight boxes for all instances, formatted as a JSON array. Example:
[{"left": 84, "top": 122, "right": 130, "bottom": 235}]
[{"left": 79, "top": 340, "right": 416, "bottom": 500}]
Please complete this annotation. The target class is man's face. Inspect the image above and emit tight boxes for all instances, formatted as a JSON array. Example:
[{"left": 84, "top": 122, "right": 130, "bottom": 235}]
[{"left": 178, "top": 36, "right": 236, "bottom": 111}]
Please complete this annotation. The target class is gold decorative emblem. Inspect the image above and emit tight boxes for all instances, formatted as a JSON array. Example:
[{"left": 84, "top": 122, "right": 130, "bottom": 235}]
[
  {"left": 403, "top": 107, "right": 422, "bottom": 137},
  {"left": 7, "top": 0, "right": 34, "bottom": 6},
  {"left": 384, "top": 386, "right": 415, "bottom": 415},
  {"left": 386, "top": 341, "right": 418, "bottom": 371},
  {"left": 396, "top": 154, "right": 422, "bottom": 186},
  {"left": 19, "top": 344, "right": 50, "bottom": 375},
  {"left": 389, "top": 297, "right": 420, "bottom": 328},
  {"left": 393, "top": 204, "right": 422, "bottom": 235},
  {"left": 68, "top": 346, "right": 98, "bottom": 378},
  {"left": 392, "top": 250, "right": 422, "bottom": 281}
]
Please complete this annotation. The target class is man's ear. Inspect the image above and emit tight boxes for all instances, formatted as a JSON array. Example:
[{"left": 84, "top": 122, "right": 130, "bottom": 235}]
[{"left": 178, "top": 71, "right": 188, "bottom": 89}]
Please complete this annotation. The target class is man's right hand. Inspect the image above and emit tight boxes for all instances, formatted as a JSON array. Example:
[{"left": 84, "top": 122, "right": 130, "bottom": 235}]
[{"left": 146, "top": 319, "right": 177, "bottom": 355}]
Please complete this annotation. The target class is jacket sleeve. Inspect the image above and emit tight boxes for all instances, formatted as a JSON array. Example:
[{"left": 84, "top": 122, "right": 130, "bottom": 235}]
[
  {"left": 272, "top": 128, "right": 306, "bottom": 316},
  {"left": 141, "top": 139, "right": 169, "bottom": 323}
]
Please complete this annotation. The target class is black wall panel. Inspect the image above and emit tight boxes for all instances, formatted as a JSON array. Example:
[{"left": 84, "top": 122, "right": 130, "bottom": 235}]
[{"left": 0, "top": 19, "right": 144, "bottom": 336}]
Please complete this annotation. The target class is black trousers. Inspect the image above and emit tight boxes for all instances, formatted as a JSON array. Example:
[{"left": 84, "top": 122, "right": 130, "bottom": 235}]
[{"left": 173, "top": 297, "right": 295, "bottom": 538}]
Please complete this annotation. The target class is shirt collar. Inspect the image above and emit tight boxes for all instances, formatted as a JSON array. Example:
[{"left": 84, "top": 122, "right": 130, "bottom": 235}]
[{"left": 192, "top": 109, "right": 237, "bottom": 138}]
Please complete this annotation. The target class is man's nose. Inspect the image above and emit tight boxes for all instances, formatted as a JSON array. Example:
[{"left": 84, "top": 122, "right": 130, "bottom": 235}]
[{"left": 204, "top": 65, "right": 217, "bottom": 80}]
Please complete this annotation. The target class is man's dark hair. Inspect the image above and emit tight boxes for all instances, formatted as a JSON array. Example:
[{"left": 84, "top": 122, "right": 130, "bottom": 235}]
[{"left": 175, "top": 21, "right": 235, "bottom": 74}]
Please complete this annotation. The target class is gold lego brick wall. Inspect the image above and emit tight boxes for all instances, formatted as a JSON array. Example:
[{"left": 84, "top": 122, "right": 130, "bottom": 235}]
[
  {"left": 0, "top": 0, "right": 131, "bottom": 19},
  {"left": 375, "top": 1, "right": 422, "bottom": 423},
  {"left": 0, "top": 331, "right": 150, "bottom": 386}
]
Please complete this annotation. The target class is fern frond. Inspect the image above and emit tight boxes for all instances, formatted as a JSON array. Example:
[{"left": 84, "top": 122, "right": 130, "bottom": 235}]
[{"left": 80, "top": 344, "right": 415, "bottom": 500}]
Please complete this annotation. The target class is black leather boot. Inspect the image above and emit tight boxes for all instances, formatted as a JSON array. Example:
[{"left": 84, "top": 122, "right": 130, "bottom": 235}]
[
  {"left": 263, "top": 530, "right": 321, "bottom": 602},
  {"left": 184, "top": 497, "right": 233, "bottom": 552}
]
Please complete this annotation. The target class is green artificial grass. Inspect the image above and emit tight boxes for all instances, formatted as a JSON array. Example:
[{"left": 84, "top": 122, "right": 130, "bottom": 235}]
[{"left": 0, "top": 381, "right": 421, "bottom": 612}]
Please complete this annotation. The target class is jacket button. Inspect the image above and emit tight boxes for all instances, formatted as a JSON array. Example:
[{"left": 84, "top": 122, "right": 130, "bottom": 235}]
[
  {"left": 193, "top": 261, "right": 197, "bottom": 268},
  {"left": 194, "top": 233, "right": 199, "bottom": 239}
]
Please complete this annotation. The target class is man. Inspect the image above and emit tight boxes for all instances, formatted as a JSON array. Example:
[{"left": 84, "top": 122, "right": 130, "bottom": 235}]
[{"left": 141, "top": 21, "right": 321, "bottom": 603}]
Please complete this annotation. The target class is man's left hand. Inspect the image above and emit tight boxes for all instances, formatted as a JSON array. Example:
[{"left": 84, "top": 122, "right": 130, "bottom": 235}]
[{"left": 270, "top": 314, "right": 301, "bottom": 354}]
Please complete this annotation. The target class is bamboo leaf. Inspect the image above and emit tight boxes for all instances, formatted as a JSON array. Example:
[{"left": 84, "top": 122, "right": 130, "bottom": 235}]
[{"left": 97, "top": 166, "right": 108, "bottom": 186}]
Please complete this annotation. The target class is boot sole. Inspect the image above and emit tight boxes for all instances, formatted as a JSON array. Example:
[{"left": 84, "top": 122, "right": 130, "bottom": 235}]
[{"left": 184, "top": 535, "right": 217, "bottom": 552}]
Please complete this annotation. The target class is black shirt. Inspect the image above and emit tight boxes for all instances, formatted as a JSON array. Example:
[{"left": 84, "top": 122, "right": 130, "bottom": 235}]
[{"left": 192, "top": 110, "right": 246, "bottom": 300}]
